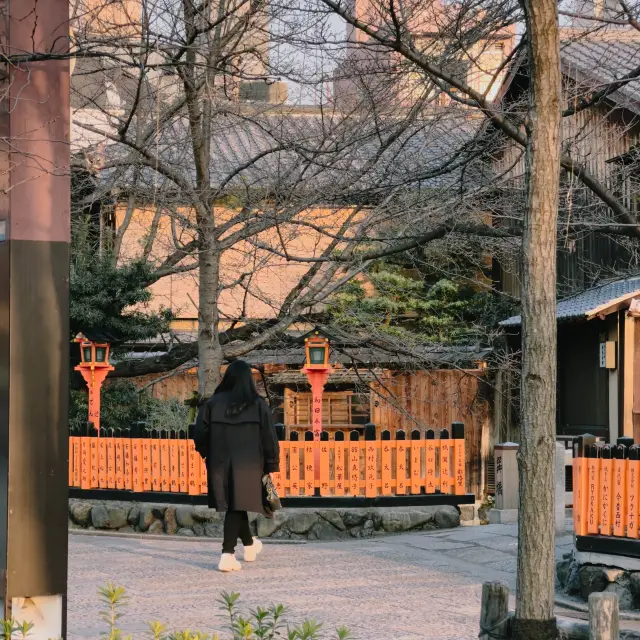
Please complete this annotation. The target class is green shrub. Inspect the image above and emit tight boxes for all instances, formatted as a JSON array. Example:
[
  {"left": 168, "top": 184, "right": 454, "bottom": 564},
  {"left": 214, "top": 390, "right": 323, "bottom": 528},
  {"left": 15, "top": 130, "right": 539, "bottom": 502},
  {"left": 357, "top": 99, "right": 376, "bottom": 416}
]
[
  {"left": 0, "top": 584, "right": 351, "bottom": 640},
  {"left": 70, "top": 381, "right": 190, "bottom": 434}
]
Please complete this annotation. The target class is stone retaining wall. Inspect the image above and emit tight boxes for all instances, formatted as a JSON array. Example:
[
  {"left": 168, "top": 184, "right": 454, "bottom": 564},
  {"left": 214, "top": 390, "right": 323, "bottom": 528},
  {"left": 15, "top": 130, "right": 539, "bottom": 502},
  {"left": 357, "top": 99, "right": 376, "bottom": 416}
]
[
  {"left": 557, "top": 551, "right": 640, "bottom": 610},
  {"left": 69, "top": 499, "right": 465, "bottom": 540}
]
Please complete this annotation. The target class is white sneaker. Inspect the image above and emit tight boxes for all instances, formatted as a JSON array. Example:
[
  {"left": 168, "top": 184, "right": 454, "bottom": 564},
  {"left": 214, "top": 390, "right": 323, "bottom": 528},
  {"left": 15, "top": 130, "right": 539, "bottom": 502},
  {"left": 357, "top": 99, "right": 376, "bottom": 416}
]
[
  {"left": 243, "top": 537, "right": 263, "bottom": 562},
  {"left": 218, "top": 553, "right": 242, "bottom": 572}
]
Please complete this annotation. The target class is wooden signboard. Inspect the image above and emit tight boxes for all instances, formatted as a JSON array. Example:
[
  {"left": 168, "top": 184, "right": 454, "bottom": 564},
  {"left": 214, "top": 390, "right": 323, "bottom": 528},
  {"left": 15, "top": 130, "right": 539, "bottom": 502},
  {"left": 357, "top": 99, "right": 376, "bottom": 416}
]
[
  {"left": 628, "top": 448, "right": 640, "bottom": 538},
  {"left": 98, "top": 438, "right": 108, "bottom": 488},
  {"left": 290, "top": 438, "right": 300, "bottom": 496},
  {"left": 335, "top": 436, "right": 346, "bottom": 496},
  {"left": 170, "top": 438, "right": 180, "bottom": 493},
  {"left": 187, "top": 439, "right": 200, "bottom": 496},
  {"left": 600, "top": 451, "right": 613, "bottom": 536},
  {"left": 349, "top": 438, "right": 360, "bottom": 496},
  {"left": 106, "top": 437, "right": 116, "bottom": 489},
  {"left": 410, "top": 434, "right": 421, "bottom": 495},
  {"left": 396, "top": 433, "right": 407, "bottom": 494},
  {"left": 304, "top": 438, "right": 315, "bottom": 496},
  {"left": 178, "top": 439, "right": 188, "bottom": 493},
  {"left": 381, "top": 434, "right": 392, "bottom": 496}
]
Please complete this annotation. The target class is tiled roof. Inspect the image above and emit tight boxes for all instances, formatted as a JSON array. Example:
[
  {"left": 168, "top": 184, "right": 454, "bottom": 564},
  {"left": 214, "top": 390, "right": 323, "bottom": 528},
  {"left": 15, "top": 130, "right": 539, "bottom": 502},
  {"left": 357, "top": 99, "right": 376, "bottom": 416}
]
[
  {"left": 560, "top": 35, "right": 640, "bottom": 114},
  {"left": 500, "top": 276, "right": 640, "bottom": 327}
]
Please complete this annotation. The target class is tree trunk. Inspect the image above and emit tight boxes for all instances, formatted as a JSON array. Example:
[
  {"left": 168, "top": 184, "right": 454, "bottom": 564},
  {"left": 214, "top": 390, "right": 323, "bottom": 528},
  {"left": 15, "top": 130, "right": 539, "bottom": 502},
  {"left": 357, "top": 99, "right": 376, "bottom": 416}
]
[
  {"left": 198, "top": 224, "right": 223, "bottom": 398},
  {"left": 513, "top": 0, "right": 562, "bottom": 638}
]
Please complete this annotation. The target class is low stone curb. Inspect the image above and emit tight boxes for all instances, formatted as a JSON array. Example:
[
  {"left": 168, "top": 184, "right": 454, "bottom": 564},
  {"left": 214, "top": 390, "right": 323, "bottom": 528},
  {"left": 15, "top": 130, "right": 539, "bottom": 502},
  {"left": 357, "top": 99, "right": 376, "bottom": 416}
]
[
  {"left": 69, "top": 529, "right": 306, "bottom": 544},
  {"left": 70, "top": 499, "right": 463, "bottom": 540}
]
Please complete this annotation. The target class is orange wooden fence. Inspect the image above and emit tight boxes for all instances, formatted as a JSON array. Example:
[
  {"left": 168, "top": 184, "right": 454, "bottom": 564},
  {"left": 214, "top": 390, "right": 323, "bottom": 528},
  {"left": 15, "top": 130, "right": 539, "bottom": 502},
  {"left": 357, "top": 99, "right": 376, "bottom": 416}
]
[
  {"left": 573, "top": 440, "right": 640, "bottom": 539},
  {"left": 69, "top": 424, "right": 468, "bottom": 497}
]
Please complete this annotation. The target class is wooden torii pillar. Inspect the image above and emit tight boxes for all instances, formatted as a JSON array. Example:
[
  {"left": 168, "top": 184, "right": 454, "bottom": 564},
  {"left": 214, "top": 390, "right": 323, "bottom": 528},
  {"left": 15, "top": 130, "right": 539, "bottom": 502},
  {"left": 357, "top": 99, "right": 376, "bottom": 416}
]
[{"left": 0, "top": 1, "right": 70, "bottom": 636}]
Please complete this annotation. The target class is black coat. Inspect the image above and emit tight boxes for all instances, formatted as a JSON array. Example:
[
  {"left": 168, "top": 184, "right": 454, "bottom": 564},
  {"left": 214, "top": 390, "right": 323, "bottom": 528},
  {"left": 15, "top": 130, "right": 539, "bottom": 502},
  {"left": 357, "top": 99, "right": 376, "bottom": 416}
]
[{"left": 193, "top": 393, "right": 279, "bottom": 514}]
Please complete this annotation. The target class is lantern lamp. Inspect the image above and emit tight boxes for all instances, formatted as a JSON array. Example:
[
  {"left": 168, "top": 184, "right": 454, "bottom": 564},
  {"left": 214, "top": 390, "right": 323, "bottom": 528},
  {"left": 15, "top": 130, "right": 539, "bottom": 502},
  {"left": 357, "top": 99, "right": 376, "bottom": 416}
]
[
  {"left": 81, "top": 344, "right": 92, "bottom": 363},
  {"left": 95, "top": 345, "right": 107, "bottom": 363},
  {"left": 305, "top": 334, "right": 329, "bottom": 370}
]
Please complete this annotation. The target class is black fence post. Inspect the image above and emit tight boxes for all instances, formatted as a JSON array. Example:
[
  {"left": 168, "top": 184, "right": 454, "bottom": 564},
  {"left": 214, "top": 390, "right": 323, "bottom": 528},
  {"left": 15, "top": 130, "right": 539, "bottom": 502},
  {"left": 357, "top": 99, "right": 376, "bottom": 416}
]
[
  {"left": 452, "top": 421, "right": 465, "bottom": 440},
  {"left": 364, "top": 422, "right": 376, "bottom": 441},
  {"left": 274, "top": 423, "right": 285, "bottom": 441}
]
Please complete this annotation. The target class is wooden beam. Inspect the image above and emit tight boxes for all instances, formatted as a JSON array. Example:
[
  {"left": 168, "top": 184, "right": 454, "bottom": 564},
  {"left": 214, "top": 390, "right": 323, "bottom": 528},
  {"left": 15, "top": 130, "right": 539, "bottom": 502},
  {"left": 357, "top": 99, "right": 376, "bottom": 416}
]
[
  {"left": 586, "top": 291, "right": 640, "bottom": 320},
  {"left": 624, "top": 315, "right": 636, "bottom": 439}
]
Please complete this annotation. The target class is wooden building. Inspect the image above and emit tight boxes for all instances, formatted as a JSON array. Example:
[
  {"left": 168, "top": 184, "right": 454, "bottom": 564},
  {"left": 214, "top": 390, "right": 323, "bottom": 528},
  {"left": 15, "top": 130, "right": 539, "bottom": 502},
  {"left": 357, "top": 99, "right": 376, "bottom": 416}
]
[{"left": 501, "top": 277, "right": 640, "bottom": 444}]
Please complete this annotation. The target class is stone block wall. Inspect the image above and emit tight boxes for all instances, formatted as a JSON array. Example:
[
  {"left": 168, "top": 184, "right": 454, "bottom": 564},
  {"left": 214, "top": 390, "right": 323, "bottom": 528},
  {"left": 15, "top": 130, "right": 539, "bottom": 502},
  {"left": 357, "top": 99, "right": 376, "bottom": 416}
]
[{"left": 69, "top": 500, "right": 463, "bottom": 540}]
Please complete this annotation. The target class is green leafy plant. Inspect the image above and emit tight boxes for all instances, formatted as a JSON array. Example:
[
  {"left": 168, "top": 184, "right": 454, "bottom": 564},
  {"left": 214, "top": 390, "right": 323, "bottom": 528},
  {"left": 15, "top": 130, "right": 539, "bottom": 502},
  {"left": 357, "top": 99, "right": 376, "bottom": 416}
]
[{"left": 0, "top": 585, "right": 350, "bottom": 640}]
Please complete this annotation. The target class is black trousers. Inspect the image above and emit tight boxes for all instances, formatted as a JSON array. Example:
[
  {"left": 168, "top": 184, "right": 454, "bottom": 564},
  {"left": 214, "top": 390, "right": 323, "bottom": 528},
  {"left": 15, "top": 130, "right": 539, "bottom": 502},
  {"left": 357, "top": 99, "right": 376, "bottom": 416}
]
[{"left": 222, "top": 510, "right": 253, "bottom": 554}]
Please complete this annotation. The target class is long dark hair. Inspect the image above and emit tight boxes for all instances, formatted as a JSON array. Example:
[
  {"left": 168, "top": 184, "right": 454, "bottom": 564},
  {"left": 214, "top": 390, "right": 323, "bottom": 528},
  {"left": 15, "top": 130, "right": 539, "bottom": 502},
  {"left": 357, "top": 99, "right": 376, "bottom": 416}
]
[{"left": 214, "top": 360, "right": 259, "bottom": 416}]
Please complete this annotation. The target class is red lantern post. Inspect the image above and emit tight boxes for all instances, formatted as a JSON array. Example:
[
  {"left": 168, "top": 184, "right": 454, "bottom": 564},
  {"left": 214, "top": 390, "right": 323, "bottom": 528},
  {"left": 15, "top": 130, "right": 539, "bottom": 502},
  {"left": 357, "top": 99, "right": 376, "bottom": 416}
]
[
  {"left": 303, "top": 334, "right": 330, "bottom": 478},
  {"left": 74, "top": 333, "right": 114, "bottom": 434}
]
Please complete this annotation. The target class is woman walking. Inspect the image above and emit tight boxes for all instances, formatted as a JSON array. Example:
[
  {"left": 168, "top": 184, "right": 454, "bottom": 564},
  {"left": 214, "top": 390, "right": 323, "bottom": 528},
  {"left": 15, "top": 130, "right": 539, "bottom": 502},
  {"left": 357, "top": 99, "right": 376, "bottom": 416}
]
[{"left": 193, "top": 360, "right": 280, "bottom": 572}]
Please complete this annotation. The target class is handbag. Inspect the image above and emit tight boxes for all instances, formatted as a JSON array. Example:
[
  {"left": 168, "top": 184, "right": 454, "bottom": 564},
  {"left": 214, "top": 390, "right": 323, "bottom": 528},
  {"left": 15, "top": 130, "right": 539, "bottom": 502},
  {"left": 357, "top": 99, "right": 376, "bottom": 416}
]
[{"left": 262, "top": 474, "right": 282, "bottom": 518}]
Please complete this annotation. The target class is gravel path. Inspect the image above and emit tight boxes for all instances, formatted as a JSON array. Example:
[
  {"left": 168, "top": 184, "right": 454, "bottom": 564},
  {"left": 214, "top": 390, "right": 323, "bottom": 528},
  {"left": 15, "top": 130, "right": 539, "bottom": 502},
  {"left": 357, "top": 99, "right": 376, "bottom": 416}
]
[{"left": 68, "top": 523, "right": 574, "bottom": 640}]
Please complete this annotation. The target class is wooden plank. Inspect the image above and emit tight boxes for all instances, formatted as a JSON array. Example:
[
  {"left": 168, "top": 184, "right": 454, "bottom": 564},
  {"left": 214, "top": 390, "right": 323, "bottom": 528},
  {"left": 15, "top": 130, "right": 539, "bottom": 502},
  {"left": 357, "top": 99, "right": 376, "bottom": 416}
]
[
  {"left": 588, "top": 455, "right": 601, "bottom": 535},
  {"left": 90, "top": 437, "right": 99, "bottom": 488},
  {"left": 624, "top": 316, "right": 636, "bottom": 439},
  {"left": 132, "top": 439, "right": 144, "bottom": 494},
  {"left": 349, "top": 438, "right": 361, "bottom": 496},
  {"left": 142, "top": 438, "right": 152, "bottom": 492},
  {"left": 187, "top": 439, "right": 200, "bottom": 496},
  {"left": 273, "top": 441, "right": 286, "bottom": 496},
  {"left": 425, "top": 436, "right": 438, "bottom": 494},
  {"left": 122, "top": 437, "right": 132, "bottom": 490},
  {"left": 114, "top": 437, "right": 124, "bottom": 490},
  {"left": 613, "top": 458, "right": 626, "bottom": 537},
  {"left": 304, "top": 439, "right": 315, "bottom": 495},
  {"left": 335, "top": 436, "right": 346, "bottom": 496},
  {"left": 107, "top": 437, "right": 116, "bottom": 489},
  {"left": 381, "top": 437, "right": 392, "bottom": 496},
  {"left": 600, "top": 456, "right": 613, "bottom": 536},
  {"left": 290, "top": 439, "right": 301, "bottom": 496},
  {"left": 454, "top": 433, "right": 466, "bottom": 495},
  {"left": 80, "top": 438, "right": 90, "bottom": 490},
  {"left": 98, "top": 438, "right": 108, "bottom": 489},
  {"left": 396, "top": 434, "right": 407, "bottom": 495},
  {"left": 440, "top": 439, "right": 452, "bottom": 494},
  {"left": 178, "top": 439, "right": 188, "bottom": 493},
  {"left": 410, "top": 438, "right": 422, "bottom": 495},
  {"left": 170, "top": 439, "right": 180, "bottom": 493},
  {"left": 160, "top": 438, "right": 171, "bottom": 492},
  {"left": 628, "top": 453, "right": 640, "bottom": 538},
  {"left": 151, "top": 438, "right": 161, "bottom": 492},
  {"left": 68, "top": 436, "right": 74, "bottom": 486},
  {"left": 365, "top": 440, "right": 377, "bottom": 498},
  {"left": 320, "top": 439, "right": 331, "bottom": 496},
  {"left": 200, "top": 450, "right": 208, "bottom": 495}
]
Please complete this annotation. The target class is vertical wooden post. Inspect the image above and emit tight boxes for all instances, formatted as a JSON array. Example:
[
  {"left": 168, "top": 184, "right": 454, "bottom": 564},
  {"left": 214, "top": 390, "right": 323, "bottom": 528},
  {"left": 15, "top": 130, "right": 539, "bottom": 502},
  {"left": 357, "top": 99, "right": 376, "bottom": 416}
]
[
  {"left": 122, "top": 427, "right": 133, "bottom": 491},
  {"left": 349, "top": 430, "right": 361, "bottom": 496},
  {"left": 304, "top": 431, "right": 315, "bottom": 496},
  {"left": 624, "top": 314, "right": 635, "bottom": 440},
  {"left": 587, "top": 444, "right": 601, "bottom": 535},
  {"left": 89, "top": 422, "right": 99, "bottom": 489},
  {"left": 452, "top": 421, "right": 466, "bottom": 495},
  {"left": 290, "top": 431, "right": 300, "bottom": 496},
  {"left": 628, "top": 445, "right": 640, "bottom": 538},
  {"left": 425, "top": 429, "right": 436, "bottom": 493},
  {"left": 479, "top": 581, "right": 510, "bottom": 640},
  {"left": 380, "top": 430, "right": 392, "bottom": 495},
  {"left": 273, "top": 424, "right": 285, "bottom": 496},
  {"left": 588, "top": 592, "right": 619, "bottom": 640},
  {"left": 601, "top": 445, "right": 613, "bottom": 536},
  {"left": 395, "top": 430, "right": 407, "bottom": 495},
  {"left": 335, "top": 430, "right": 346, "bottom": 496},
  {"left": 613, "top": 444, "right": 627, "bottom": 537},
  {"left": 440, "top": 428, "right": 451, "bottom": 494},
  {"left": 365, "top": 423, "right": 377, "bottom": 498}
]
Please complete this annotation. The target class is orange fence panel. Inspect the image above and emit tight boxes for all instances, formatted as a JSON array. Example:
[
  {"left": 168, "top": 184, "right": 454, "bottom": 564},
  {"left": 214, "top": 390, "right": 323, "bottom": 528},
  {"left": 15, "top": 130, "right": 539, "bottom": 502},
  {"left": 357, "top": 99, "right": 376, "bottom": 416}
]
[
  {"left": 440, "top": 435, "right": 451, "bottom": 494},
  {"left": 107, "top": 437, "right": 116, "bottom": 489},
  {"left": 122, "top": 437, "right": 132, "bottom": 490},
  {"left": 273, "top": 442, "right": 287, "bottom": 495},
  {"left": 90, "top": 438, "right": 99, "bottom": 489},
  {"left": 178, "top": 439, "right": 188, "bottom": 493},
  {"left": 200, "top": 455, "right": 208, "bottom": 494},
  {"left": 628, "top": 449, "right": 640, "bottom": 539},
  {"left": 613, "top": 451, "right": 626, "bottom": 537},
  {"left": 381, "top": 435, "right": 392, "bottom": 496},
  {"left": 151, "top": 438, "right": 161, "bottom": 492},
  {"left": 587, "top": 451, "right": 600, "bottom": 535},
  {"left": 335, "top": 437, "right": 346, "bottom": 496},
  {"left": 600, "top": 452, "right": 613, "bottom": 536},
  {"left": 98, "top": 438, "right": 108, "bottom": 489},
  {"left": 396, "top": 435, "right": 407, "bottom": 495},
  {"left": 303, "top": 438, "right": 315, "bottom": 496},
  {"left": 425, "top": 435, "right": 437, "bottom": 494},
  {"left": 132, "top": 439, "right": 143, "bottom": 493},
  {"left": 69, "top": 436, "right": 75, "bottom": 486},
  {"left": 115, "top": 437, "right": 124, "bottom": 490},
  {"left": 80, "top": 437, "right": 90, "bottom": 490},
  {"left": 320, "top": 439, "right": 331, "bottom": 496},
  {"left": 187, "top": 439, "right": 200, "bottom": 496},
  {"left": 348, "top": 438, "right": 361, "bottom": 496},
  {"left": 170, "top": 439, "right": 180, "bottom": 493},
  {"left": 160, "top": 438, "right": 170, "bottom": 492},
  {"left": 365, "top": 439, "right": 377, "bottom": 498},
  {"left": 410, "top": 436, "right": 421, "bottom": 495},
  {"left": 290, "top": 438, "right": 301, "bottom": 496},
  {"left": 453, "top": 423, "right": 466, "bottom": 495}
]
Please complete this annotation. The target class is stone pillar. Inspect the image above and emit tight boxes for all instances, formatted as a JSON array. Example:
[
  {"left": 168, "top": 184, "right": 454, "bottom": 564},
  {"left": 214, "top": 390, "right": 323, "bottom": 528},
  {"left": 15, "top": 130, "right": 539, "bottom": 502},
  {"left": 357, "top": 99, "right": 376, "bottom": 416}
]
[
  {"left": 556, "top": 442, "right": 566, "bottom": 536},
  {"left": 0, "top": 1, "right": 70, "bottom": 637},
  {"left": 488, "top": 443, "right": 519, "bottom": 524}
]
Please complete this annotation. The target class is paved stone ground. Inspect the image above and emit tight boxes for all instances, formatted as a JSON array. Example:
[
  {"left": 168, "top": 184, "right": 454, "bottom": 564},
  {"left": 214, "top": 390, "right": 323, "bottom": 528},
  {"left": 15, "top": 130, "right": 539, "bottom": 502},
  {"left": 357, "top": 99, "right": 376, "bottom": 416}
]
[{"left": 68, "top": 522, "right": 575, "bottom": 640}]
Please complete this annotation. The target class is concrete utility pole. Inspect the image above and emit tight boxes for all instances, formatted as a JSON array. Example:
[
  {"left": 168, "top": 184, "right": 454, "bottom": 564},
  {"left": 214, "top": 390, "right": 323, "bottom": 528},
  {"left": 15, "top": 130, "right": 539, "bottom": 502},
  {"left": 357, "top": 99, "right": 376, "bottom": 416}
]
[{"left": 0, "top": 1, "right": 70, "bottom": 637}]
